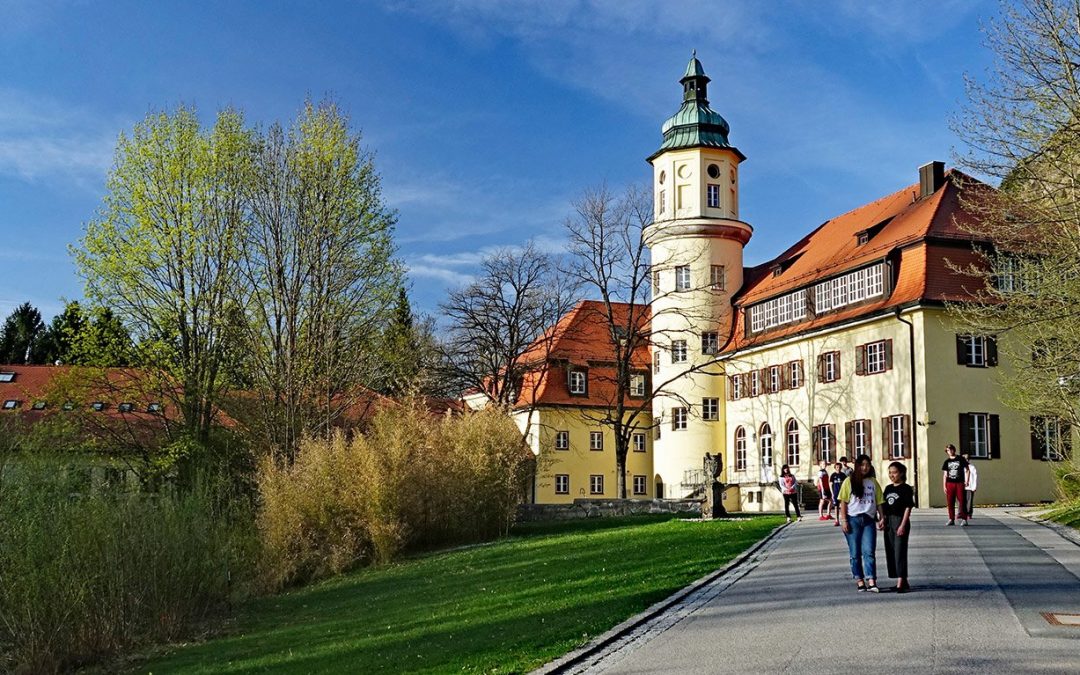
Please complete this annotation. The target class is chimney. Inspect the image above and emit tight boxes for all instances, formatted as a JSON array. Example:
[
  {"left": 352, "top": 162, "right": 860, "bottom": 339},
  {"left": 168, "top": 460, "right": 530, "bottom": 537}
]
[{"left": 918, "top": 161, "right": 945, "bottom": 198}]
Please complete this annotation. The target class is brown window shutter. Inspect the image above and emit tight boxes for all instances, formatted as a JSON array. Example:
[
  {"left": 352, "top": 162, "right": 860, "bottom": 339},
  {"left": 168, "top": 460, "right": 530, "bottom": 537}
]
[
  {"left": 779, "top": 365, "right": 788, "bottom": 390},
  {"left": 959, "top": 413, "right": 971, "bottom": 455},
  {"left": 796, "top": 359, "right": 804, "bottom": 388},
  {"left": 812, "top": 426, "right": 821, "bottom": 463},
  {"left": 817, "top": 354, "right": 825, "bottom": 383},
  {"left": 989, "top": 414, "right": 1001, "bottom": 459},
  {"left": 956, "top": 335, "right": 967, "bottom": 365},
  {"left": 845, "top": 421, "right": 854, "bottom": 456},
  {"left": 727, "top": 376, "right": 734, "bottom": 400},
  {"left": 866, "top": 419, "right": 872, "bottom": 456},
  {"left": 760, "top": 368, "right": 769, "bottom": 395},
  {"left": 902, "top": 415, "right": 911, "bottom": 458},
  {"left": 987, "top": 336, "right": 999, "bottom": 367},
  {"left": 1031, "top": 417, "right": 1043, "bottom": 460},
  {"left": 881, "top": 417, "right": 890, "bottom": 458},
  {"left": 885, "top": 339, "right": 894, "bottom": 371},
  {"left": 829, "top": 424, "right": 836, "bottom": 460},
  {"left": 835, "top": 352, "right": 842, "bottom": 379},
  {"left": 855, "top": 345, "right": 866, "bottom": 376}
]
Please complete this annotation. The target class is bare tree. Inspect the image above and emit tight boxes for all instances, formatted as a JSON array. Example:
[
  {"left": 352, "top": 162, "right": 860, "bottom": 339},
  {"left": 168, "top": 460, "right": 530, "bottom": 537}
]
[
  {"left": 951, "top": 0, "right": 1080, "bottom": 449},
  {"left": 562, "top": 184, "right": 728, "bottom": 499},
  {"left": 439, "top": 242, "right": 578, "bottom": 406}
]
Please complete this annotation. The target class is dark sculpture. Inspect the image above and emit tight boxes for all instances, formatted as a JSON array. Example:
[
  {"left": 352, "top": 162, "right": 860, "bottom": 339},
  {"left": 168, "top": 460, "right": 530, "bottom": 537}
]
[{"left": 702, "top": 452, "right": 728, "bottom": 518}]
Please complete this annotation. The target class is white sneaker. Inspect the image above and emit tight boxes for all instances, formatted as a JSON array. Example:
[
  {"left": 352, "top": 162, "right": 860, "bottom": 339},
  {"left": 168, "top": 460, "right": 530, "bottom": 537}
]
[{"left": 960, "top": 519, "right": 968, "bottom": 527}]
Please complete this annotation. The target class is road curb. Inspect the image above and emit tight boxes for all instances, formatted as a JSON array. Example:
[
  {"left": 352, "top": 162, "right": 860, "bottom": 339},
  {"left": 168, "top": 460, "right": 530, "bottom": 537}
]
[
  {"left": 1013, "top": 508, "right": 1080, "bottom": 548},
  {"left": 531, "top": 519, "right": 790, "bottom": 675}
]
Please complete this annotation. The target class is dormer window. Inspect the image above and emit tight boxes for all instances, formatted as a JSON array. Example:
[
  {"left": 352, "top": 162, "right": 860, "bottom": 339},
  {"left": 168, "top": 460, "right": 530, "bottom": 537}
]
[
  {"left": 62, "top": 401, "right": 75, "bottom": 411},
  {"left": 31, "top": 401, "right": 46, "bottom": 410},
  {"left": 147, "top": 402, "right": 163, "bottom": 414},
  {"left": 771, "top": 265, "right": 783, "bottom": 278},
  {"left": 2, "top": 400, "right": 19, "bottom": 410},
  {"left": 857, "top": 231, "right": 870, "bottom": 246},
  {"left": 568, "top": 370, "right": 588, "bottom": 396},
  {"left": 91, "top": 401, "right": 106, "bottom": 412},
  {"left": 118, "top": 402, "right": 134, "bottom": 413},
  {"left": 0, "top": 372, "right": 14, "bottom": 383}
]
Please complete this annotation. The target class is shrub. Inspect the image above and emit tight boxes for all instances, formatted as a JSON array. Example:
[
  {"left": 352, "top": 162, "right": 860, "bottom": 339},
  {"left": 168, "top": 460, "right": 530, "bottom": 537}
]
[
  {"left": 257, "top": 398, "right": 533, "bottom": 589},
  {"left": 0, "top": 461, "right": 253, "bottom": 673}
]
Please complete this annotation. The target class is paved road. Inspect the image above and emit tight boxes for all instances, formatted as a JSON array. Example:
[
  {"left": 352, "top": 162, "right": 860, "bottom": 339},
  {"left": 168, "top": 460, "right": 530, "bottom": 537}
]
[{"left": 588, "top": 509, "right": 1080, "bottom": 674}]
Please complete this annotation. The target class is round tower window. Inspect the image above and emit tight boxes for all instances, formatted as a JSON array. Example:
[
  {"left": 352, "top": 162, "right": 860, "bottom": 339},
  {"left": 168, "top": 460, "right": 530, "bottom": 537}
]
[
  {"left": 658, "top": 170, "right": 666, "bottom": 185},
  {"left": 707, "top": 164, "right": 721, "bottom": 179},
  {"left": 677, "top": 164, "right": 691, "bottom": 179}
]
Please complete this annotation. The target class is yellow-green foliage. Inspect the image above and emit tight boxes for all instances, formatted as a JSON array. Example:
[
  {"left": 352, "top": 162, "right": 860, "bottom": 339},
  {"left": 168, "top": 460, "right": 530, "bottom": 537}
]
[{"left": 257, "top": 399, "right": 532, "bottom": 589}]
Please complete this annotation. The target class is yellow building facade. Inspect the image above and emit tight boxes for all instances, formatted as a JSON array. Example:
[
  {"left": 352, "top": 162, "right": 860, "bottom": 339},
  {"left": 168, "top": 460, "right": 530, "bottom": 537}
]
[{"left": 506, "top": 56, "right": 1061, "bottom": 508}]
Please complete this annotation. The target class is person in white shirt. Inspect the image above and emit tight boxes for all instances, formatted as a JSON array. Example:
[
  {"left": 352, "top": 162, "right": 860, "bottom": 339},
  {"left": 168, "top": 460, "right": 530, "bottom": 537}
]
[{"left": 962, "top": 451, "right": 979, "bottom": 520}]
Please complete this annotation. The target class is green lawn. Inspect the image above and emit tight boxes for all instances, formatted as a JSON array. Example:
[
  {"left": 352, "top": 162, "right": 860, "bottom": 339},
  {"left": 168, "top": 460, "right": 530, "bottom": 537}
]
[{"left": 134, "top": 514, "right": 782, "bottom": 674}]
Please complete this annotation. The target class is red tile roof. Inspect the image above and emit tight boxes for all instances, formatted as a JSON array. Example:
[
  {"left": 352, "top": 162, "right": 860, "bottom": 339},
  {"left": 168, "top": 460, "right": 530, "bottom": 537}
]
[
  {"left": 724, "top": 170, "right": 994, "bottom": 351},
  {"left": 512, "top": 300, "right": 652, "bottom": 408}
]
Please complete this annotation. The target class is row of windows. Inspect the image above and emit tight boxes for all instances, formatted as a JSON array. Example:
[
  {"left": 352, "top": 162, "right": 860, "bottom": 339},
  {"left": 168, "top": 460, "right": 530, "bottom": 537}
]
[
  {"left": 664, "top": 397, "right": 721, "bottom": 431},
  {"left": 729, "top": 414, "right": 1071, "bottom": 471},
  {"left": 732, "top": 416, "right": 913, "bottom": 471},
  {"left": 566, "top": 369, "right": 647, "bottom": 397},
  {"left": 554, "top": 473, "right": 648, "bottom": 495},
  {"left": 553, "top": 430, "right": 648, "bottom": 452},
  {"left": 730, "top": 361, "right": 803, "bottom": 399},
  {"left": 748, "top": 263, "right": 885, "bottom": 334},
  {"left": 652, "top": 264, "right": 727, "bottom": 293},
  {"left": 654, "top": 331, "right": 722, "bottom": 373},
  {"left": 2, "top": 399, "right": 163, "bottom": 413}
]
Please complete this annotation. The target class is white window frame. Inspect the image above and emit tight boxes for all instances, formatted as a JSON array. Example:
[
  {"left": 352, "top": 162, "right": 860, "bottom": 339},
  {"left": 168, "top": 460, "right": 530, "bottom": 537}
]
[
  {"left": 817, "top": 424, "right": 835, "bottom": 464},
  {"left": 590, "top": 431, "right": 604, "bottom": 451},
  {"left": 589, "top": 474, "right": 604, "bottom": 495},
  {"left": 633, "top": 432, "right": 646, "bottom": 452},
  {"left": 710, "top": 265, "right": 725, "bottom": 290},
  {"left": 672, "top": 407, "right": 688, "bottom": 431},
  {"left": 788, "top": 361, "right": 802, "bottom": 388},
  {"left": 965, "top": 336, "right": 986, "bottom": 367},
  {"left": 671, "top": 340, "right": 688, "bottom": 364},
  {"left": 555, "top": 430, "right": 569, "bottom": 450},
  {"left": 569, "top": 370, "right": 586, "bottom": 394},
  {"left": 707, "top": 183, "right": 720, "bottom": 208},
  {"left": 731, "top": 374, "right": 744, "bottom": 400},
  {"left": 701, "top": 331, "right": 719, "bottom": 355},
  {"left": 786, "top": 419, "right": 800, "bottom": 466},
  {"left": 632, "top": 474, "right": 647, "bottom": 495},
  {"left": 736, "top": 427, "right": 747, "bottom": 471},
  {"left": 658, "top": 189, "right": 666, "bottom": 214},
  {"left": 769, "top": 365, "right": 781, "bottom": 393},
  {"left": 760, "top": 424, "right": 774, "bottom": 467},
  {"left": 750, "top": 370, "right": 761, "bottom": 396},
  {"left": 555, "top": 474, "right": 570, "bottom": 494},
  {"left": 969, "top": 413, "right": 989, "bottom": 459},
  {"left": 823, "top": 352, "right": 839, "bottom": 382},
  {"left": 630, "top": 373, "right": 646, "bottom": 397},
  {"left": 866, "top": 340, "right": 887, "bottom": 374},
  {"left": 675, "top": 265, "right": 691, "bottom": 291},
  {"left": 702, "top": 397, "right": 719, "bottom": 421},
  {"left": 853, "top": 419, "right": 868, "bottom": 456}
]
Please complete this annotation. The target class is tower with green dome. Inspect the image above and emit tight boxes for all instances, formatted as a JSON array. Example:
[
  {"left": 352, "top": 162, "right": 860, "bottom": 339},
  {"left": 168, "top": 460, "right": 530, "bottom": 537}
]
[{"left": 645, "top": 54, "right": 751, "bottom": 499}]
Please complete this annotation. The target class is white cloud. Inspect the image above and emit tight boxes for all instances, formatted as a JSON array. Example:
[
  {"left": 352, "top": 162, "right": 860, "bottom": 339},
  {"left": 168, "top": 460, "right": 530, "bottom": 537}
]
[{"left": 0, "top": 87, "right": 116, "bottom": 185}]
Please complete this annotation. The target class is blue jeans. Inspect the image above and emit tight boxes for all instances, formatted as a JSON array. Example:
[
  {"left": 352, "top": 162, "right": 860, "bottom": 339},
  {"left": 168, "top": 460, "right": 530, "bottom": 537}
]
[{"left": 845, "top": 513, "right": 878, "bottom": 580}]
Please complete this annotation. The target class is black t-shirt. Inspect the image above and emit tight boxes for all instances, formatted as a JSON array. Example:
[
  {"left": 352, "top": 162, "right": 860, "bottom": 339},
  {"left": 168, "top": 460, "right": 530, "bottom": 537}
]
[
  {"left": 942, "top": 456, "right": 968, "bottom": 483},
  {"left": 829, "top": 471, "right": 845, "bottom": 494},
  {"left": 883, "top": 483, "right": 915, "bottom": 517}
]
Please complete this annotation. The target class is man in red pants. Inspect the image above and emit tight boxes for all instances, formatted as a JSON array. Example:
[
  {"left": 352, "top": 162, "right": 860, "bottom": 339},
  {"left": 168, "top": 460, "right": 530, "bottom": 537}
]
[{"left": 941, "top": 444, "right": 970, "bottom": 526}]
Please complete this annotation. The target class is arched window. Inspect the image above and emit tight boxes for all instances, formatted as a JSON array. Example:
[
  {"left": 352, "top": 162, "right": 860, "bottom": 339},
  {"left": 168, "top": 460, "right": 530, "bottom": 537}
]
[
  {"left": 735, "top": 426, "right": 747, "bottom": 471},
  {"left": 759, "top": 423, "right": 773, "bottom": 467},
  {"left": 786, "top": 418, "right": 800, "bottom": 466}
]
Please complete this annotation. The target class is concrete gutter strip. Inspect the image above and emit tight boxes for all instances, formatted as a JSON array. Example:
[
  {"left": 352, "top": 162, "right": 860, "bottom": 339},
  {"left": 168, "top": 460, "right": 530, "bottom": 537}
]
[{"left": 531, "top": 520, "right": 790, "bottom": 675}]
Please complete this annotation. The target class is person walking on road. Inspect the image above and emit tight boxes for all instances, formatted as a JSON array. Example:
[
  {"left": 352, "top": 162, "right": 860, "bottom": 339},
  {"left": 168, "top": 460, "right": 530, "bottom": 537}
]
[
  {"left": 778, "top": 464, "right": 801, "bottom": 523},
  {"left": 816, "top": 460, "right": 833, "bottom": 520},
  {"left": 942, "top": 444, "right": 970, "bottom": 526},
  {"left": 881, "top": 461, "right": 914, "bottom": 593},
  {"left": 830, "top": 462, "right": 845, "bottom": 527},
  {"left": 838, "top": 454, "right": 886, "bottom": 592},
  {"left": 962, "top": 451, "right": 978, "bottom": 520}
]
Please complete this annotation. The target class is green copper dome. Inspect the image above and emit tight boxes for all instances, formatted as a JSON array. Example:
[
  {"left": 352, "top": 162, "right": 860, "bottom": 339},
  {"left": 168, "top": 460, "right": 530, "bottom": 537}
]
[{"left": 648, "top": 55, "right": 745, "bottom": 162}]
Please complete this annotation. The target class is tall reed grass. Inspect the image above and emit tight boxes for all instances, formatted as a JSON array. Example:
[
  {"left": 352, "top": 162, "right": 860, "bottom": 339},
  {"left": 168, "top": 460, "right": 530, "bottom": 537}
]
[
  {"left": 0, "top": 462, "right": 253, "bottom": 673},
  {"left": 257, "top": 399, "right": 533, "bottom": 589}
]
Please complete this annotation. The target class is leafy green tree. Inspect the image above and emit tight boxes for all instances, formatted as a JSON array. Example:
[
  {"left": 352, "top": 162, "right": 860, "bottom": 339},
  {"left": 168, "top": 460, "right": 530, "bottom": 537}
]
[
  {"left": 237, "top": 100, "right": 401, "bottom": 461},
  {"left": 951, "top": 0, "right": 1080, "bottom": 454},
  {"left": 373, "top": 288, "right": 441, "bottom": 396},
  {"left": 0, "top": 302, "right": 46, "bottom": 364},
  {"left": 75, "top": 106, "right": 253, "bottom": 448},
  {"left": 68, "top": 307, "right": 134, "bottom": 367}
]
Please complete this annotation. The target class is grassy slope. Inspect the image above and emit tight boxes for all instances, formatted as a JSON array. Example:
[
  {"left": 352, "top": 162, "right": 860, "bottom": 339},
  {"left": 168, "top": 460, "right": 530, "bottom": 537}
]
[{"left": 135, "top": 515, "right": 782, "bottom": 674}]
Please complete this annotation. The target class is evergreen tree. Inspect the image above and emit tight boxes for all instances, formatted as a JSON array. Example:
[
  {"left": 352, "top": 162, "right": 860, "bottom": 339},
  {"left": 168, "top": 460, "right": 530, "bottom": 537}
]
[
  {"left": 69, "top": 307, "right": 134, "bottom": 367},
  {"left": 0, "top": 302, "right": 46, "bottom": 364},
  {"left": 39, "top": 300, "right": 87, "bottom": 364}
]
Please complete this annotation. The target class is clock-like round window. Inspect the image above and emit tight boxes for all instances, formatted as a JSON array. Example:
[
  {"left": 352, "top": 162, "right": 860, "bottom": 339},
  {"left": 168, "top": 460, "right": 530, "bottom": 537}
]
[
  {"left": 658, "top": 170, "right": 666, "bottom": 185},
  {"left": 707, "top": 163, "right": 721, "bottom": 179},
  {"left": 677, "top": 164, "right": 691, "bottom": 179}
]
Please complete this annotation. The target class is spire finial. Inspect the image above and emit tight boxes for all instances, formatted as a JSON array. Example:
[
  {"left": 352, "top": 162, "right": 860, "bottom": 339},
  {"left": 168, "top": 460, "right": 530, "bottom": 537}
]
[{"left": 692, "top": 48, "right": 697, "bottom": 58}]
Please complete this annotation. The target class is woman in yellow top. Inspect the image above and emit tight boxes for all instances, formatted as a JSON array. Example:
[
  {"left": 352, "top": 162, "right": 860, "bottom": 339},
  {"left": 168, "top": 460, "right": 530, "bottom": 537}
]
[{"left": 838, "top": 454, "right": 886, "bottom": 592}]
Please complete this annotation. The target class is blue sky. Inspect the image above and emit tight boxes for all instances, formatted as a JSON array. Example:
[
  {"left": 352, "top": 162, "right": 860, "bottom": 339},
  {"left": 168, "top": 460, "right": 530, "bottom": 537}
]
[{"left": 0, "top": 0, "right": 994, "bottom": 321}]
